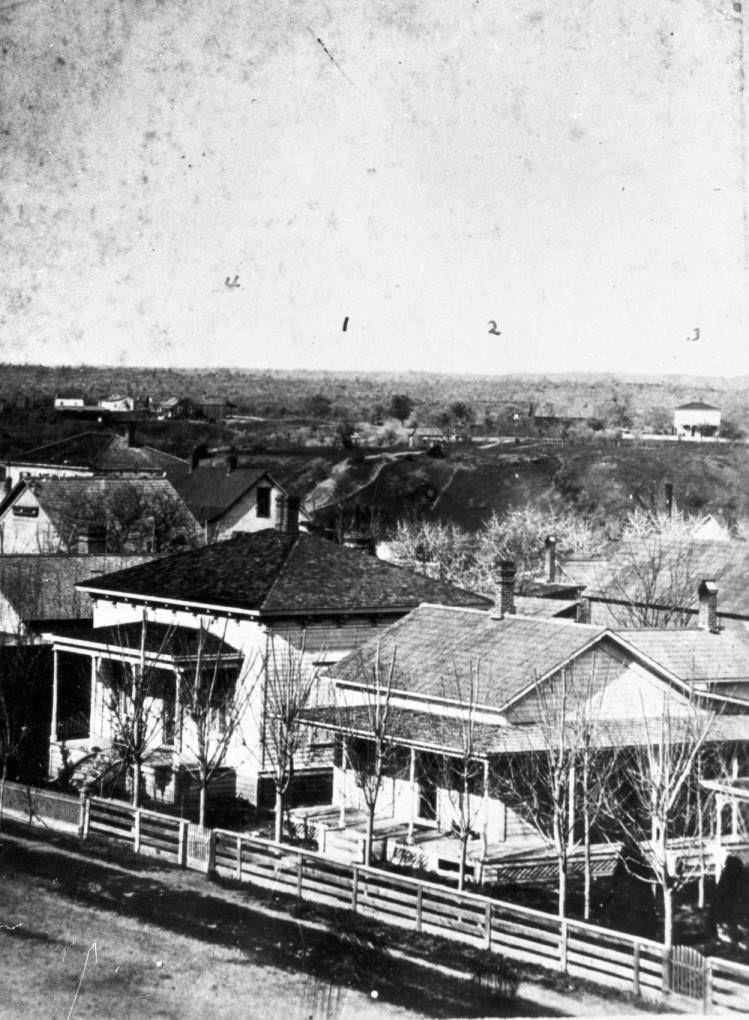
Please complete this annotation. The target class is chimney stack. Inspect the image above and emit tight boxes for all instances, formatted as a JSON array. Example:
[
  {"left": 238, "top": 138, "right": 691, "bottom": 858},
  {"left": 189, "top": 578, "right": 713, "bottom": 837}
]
[
  {"left": 698, "top": 579, "right": 719, "bottom": 633},
  {"left": 665, "top": 481, "right": 674, "bottom": 519},
  {"left": 493, "top": 560, "right": 516, "bottom": 618},
  {"left": 225, "top": 453, "right": 237, "bottom": 476},
  {"left": 544, "top": 535, "right": 557, "bottom": 583},
  {"left": 275, "top": 495, "right": 300, "bottom": 535}
]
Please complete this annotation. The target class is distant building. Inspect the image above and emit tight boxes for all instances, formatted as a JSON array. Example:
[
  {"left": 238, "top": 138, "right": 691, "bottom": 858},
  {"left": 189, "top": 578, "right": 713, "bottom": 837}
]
[
  {"left": 2, "top": 429, "right": 189, "bottom": 487},
  {"left": 98, "top": 394, "right": 135, "bottom": 413},
  {"left": 53, "top": 392, "right": 86, "bottom": 410},
  {"left": 173, "top": 461, "right": 311, "bottom": 541},
  {"left": 673, "top": 401, "right": 721, "bottom": 438}
]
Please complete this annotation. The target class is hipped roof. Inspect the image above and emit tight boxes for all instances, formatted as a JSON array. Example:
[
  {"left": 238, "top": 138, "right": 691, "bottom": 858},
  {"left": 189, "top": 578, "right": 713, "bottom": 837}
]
[{"left": 78, "top": 531, "right": 491, "bottom": 617}]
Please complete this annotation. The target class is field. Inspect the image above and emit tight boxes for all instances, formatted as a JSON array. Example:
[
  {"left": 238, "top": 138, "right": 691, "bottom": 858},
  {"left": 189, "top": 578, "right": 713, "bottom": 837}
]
[{"left": 0, "top": 825, "right": 547, "bottom": 1020}]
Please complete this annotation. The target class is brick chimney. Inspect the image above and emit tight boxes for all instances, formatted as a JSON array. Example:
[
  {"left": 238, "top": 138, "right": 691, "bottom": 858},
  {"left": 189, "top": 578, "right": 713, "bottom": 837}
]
[
  {"left": 698, "top": 580, "right": 719, "bottom": 633},
  {"left": 493, "top": 560, "right": 516, "bottom": 618},
  {"left": 225, "top": 453, "right": 237, "bottom": 476},
  {"left": 544, "top": 535, "right": 557, "bottom": 583}
]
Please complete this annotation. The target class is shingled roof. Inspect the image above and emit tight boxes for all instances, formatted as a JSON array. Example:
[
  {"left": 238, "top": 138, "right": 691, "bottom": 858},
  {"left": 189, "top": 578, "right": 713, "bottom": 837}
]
[
  {"left": 328, "top": 605, "right": 607, "bottom": 711},
  {"left": 9, "top": 432, "right": 188, "bottom": 481},
  {"left": 172, "top": 466, "right": 273, "bottom": 523},
  {"left": 621, "top": 628, "right": 749, "bottom": 686},
  {"left": 578, "top": 539, "right": 749, "bottom": 618},
  {"left": 304, "top": 704, "right": 748, "bottom": 756},
  {"left": 77, "top": 531, "right": 491, "bottom": 617},
  {"left": 0, "top": 476, "right": 199, "bottom": 549}
]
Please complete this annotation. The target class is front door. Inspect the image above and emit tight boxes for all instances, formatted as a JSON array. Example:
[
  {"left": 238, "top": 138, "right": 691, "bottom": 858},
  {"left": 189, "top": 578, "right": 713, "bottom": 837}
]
[{"left": 418, "top": 752, "right": 440, "bottom": 821}]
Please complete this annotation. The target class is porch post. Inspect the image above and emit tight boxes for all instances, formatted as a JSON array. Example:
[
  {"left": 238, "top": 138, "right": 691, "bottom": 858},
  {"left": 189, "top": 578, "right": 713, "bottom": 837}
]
[
  {"left": 731, "top": 751, "right": 739, "bottom": 838},
  {"left": 482, "top": 759, "right": 490, "bottom": 858},
  {"left": 89, "top": 656, "right": 98, "bottom": 739},
  {"left": 339, "top": 736, "right": 347, "bottom": 828},
  {"left": 50, "top": 648, "right": 59, "bottom": 742},
  {"left": 174, "top": 669, "right": 182, "bottom": 752},
  {"left": 407, "top": 747, "right": 417, "bottom": 843}
]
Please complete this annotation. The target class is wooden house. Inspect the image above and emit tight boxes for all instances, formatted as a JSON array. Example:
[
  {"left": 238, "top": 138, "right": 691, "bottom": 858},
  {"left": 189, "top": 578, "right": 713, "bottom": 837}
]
[
  {"left": 300, "top": 575, "right": 749, "bottom": 881},
  {"left": 47, "top": 521, "right": 490, "bottom": 813}
]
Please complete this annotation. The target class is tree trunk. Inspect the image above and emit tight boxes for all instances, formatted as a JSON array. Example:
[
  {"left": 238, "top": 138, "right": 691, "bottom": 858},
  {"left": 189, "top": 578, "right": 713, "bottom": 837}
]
[
  {"left": 274, "top": 786, "right": 284, "bottom": 843},
  {"left": 132, "top": 759, "right": 141, "bottom": 808},
  {"left": 198, "top": 781, "right": 207, "bottom": 829},
  {"left": 458, "top": 834, "right": 468, "bottom": 892},
  {"left": 364, "top": 807, "right": 374, "bottom": 867},
  {"left": 0, "top": 760, "right": 6, "bottom": 834},
  {"left": 662, "top": 881, "right": 674, "bottom": 952}
]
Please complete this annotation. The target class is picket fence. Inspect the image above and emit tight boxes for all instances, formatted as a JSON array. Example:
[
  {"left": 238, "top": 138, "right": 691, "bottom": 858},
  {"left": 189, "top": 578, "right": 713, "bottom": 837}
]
[{"left": 3, "top": 782, "right": 749, "bottom": 1013}]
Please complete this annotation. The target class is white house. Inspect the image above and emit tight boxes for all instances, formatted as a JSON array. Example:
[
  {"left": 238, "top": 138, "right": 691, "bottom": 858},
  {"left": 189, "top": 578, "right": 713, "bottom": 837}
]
[
  {"left": 47, "top": 520, "right": 490, "bottom": 814},
  {"left": 53, "top": 392, "right": 86, "bottom": 410},
  {"left": 98, "top": 394, "right": 136, "bottom": 413},
  {"left": 302, "top": 575, "right": 749, "bottom": 881},
  {"left": 673, "top": 401, "right": 721, "bottom": 438},
  {"left": 0, "top": 476, "right": 200, "bottom": 555},
  {"left": 173, "top": 463, "right": 311, "bottom": 541}
]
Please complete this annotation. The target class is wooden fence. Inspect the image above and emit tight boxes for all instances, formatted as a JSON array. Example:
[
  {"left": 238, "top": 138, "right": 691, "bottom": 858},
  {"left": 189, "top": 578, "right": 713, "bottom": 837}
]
[
  {"left": 6, "top": 786, "right": 749, "bottom": 1013},
  {"left": 0, "top": 780, "right": 81, "bottom": 833}
]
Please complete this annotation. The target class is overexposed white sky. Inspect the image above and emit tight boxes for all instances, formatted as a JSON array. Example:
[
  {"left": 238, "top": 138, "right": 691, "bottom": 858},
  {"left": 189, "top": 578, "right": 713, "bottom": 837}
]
[{"left": 1, "top": 0, "right": 747, "bottom": 376}]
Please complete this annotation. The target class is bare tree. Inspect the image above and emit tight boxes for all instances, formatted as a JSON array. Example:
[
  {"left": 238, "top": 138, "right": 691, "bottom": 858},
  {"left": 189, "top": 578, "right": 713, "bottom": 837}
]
[
  {"left": 336, "top": 644, "right": 399, "bottom": 867},
  {"left": 430, "top": 663, "right": 485, "bottom": 892},
  {"left": 259, "top": 632, "right": 320, "bottom": 843},
  {"left": 177, "top": 623, "right": 257, "bottom": 827},
  {"left": 491, "top": 664, "right": 596, "bottom": 919},
  {"left": 607, "top": 694, "right": 716, "bottom": 950},
  {"left": 102, "top": 615, "right": 178, "bottom": 807},
  {"left": 606, "top": 511, "right": 716, "bottom": 628}
]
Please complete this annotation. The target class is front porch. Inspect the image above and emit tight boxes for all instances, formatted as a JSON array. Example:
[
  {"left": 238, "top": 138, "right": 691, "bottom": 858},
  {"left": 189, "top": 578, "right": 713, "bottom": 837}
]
[{"left": 48, "top": 621, "right": 245, "bottom": 809}]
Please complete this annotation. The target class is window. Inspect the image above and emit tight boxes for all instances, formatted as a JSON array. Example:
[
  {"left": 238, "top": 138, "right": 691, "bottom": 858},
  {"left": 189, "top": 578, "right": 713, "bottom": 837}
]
[{"left": 256, "top": 485, "right": 271, "bottom": 518}]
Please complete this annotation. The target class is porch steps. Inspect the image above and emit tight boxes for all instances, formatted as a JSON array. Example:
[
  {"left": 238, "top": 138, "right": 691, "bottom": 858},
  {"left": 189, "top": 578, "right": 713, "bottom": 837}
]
[{"left": 322, "top": 824, "right": 365, "bottom": 864}]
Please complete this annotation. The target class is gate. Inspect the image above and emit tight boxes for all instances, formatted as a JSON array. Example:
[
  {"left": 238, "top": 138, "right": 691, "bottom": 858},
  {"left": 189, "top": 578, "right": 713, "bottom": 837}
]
[
  {"left": 186, "top": 823, "right": 212, "bottom": 872},
  {"left": 670, "top": 944, "right": 706, "bottom": 1000}
]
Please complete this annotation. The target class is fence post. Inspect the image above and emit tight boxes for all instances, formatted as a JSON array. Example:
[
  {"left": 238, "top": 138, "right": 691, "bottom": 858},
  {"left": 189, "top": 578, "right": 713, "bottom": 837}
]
[
  {"left": 236, "top": 835, "right": 242, "bottom": 880},
  {"left": 559, "top": 918, "right": 568, "bottom": 973},
  {"left": 79, "top": 793, "right": 90, "bottom": 840},
  {"left": 133, "top": 808, "right": 141, "bottom": 854},
  {"left": 177, "top": 819, "right": 188, "bottom": 868},
  {"left": 703, "top": 959, "right": 712, "bottom": 1014},
  {"left": 352, "top": 866, "right": 359, "bottom": 913},
  {"left": 297, "top": 853, "right": 304, "bottom": 900},
  {"left": 207, "top": 829, "right": 216, "bottom": 874},
  {"left": 632, "top": 941, "right": 641, "bottom": 998},
  {"left": 416, "top": 884, "right": 423, "bottom": 933},
  {"left": 484, "top": 900, "right": 492, "bottom": 951}
]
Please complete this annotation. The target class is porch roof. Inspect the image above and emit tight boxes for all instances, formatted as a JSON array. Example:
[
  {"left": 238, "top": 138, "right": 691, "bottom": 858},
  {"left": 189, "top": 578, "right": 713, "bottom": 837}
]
[
  {"left": 303, "top": 705, "right": 749, "bottom": 758},
  {"left": 52, "top": 622, "right": 242, "bottom": 664}
]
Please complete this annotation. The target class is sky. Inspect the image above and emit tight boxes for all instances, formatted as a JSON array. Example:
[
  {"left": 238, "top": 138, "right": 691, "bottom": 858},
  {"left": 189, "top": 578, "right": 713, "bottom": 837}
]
[{"left": 1, "top": 0, "right": 747, "bottom": 377}]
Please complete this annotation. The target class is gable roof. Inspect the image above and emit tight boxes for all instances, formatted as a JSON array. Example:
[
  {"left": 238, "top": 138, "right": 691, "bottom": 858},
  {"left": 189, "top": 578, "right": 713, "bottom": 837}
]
[
  {"left": 8, "top": 432, "right": 188, "bottom": 481},
  {"left": 675, "top": 401, "right": 720, "bottom": 412},
  {"left": 0, "top": 555, "right": 153, "bottom": 627},
  {"left": 0, "top": 477, "right": 199, "bottom": 546},
  {"left": 172, "top": 466, "right": 275, "bottom": 523},
  {"left": 77, "top": 531, "right": 491, "bottom": 617},
  {"left": 329, "top": 604, "right": 607, "bottom": 712},
  {"left": 579, "top": 539, "right": 749, "bottom": 618},
  {"left": 620, "top": 628, "right": 749, "bottom": 686}
]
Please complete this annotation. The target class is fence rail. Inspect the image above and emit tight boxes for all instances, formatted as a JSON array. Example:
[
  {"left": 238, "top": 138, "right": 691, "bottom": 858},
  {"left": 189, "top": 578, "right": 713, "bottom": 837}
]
[{"left": 5, "top": 785, "right": 749, "bottom": 1013}]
